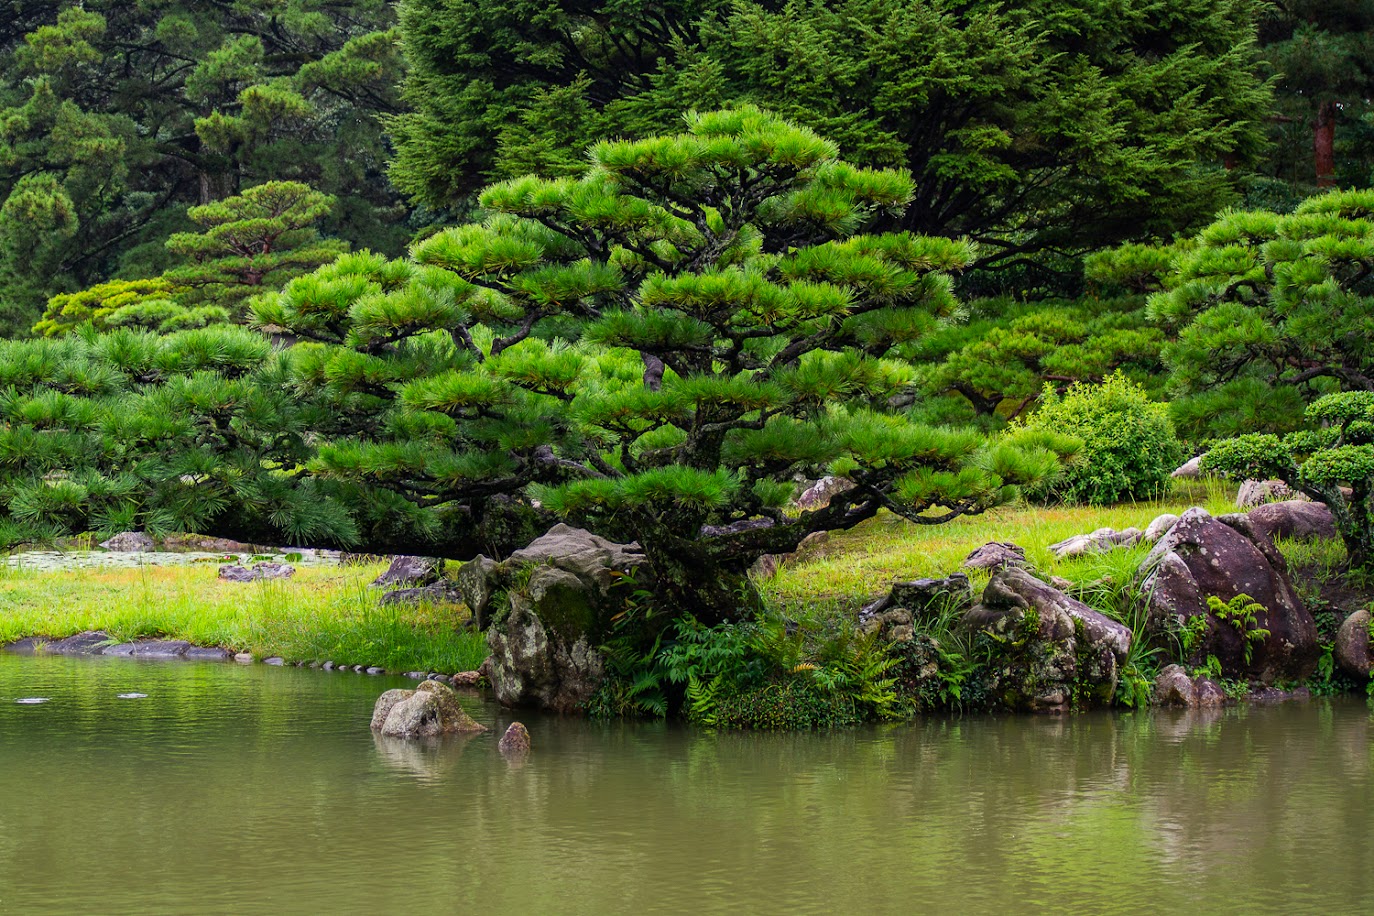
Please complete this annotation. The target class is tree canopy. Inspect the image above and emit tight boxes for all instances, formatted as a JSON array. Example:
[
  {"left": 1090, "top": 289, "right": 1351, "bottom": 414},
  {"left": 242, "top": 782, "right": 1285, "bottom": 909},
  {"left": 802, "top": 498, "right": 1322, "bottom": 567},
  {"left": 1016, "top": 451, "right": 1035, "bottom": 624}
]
[{"left": 390, "top": 0, "right": 1272, "bottom": 283}]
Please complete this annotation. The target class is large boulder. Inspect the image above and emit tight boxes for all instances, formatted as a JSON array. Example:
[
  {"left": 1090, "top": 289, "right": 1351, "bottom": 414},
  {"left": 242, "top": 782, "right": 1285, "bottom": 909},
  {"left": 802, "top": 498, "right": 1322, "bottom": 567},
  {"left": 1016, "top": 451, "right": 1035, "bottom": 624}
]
[
  {"left": 1245, "top": 500, "right": 1338, "bottom": 545},
  {"left": 1144, "top": 513, "right": 1181, "bottom": 543},
  {"left": 1335, "top": 610, "right": 1372, "bottom": 679},
  {"left": 371, "top": 556, "right": 444, "bottom": 589},
  {"left": 1138, "top": 508, "right": 1317, "bottom": 683},
  {"left": 373, "top": 681, "right": 488, "bottom": 739},
  {"left": 99, "top": 531, "right": 155, "bottom": 552},
  {"left": 965, "top": 567, "right": 1132, "bottom": 712},
  {"left": 475, "top": 525, "right": 644, "bottom": 713}
]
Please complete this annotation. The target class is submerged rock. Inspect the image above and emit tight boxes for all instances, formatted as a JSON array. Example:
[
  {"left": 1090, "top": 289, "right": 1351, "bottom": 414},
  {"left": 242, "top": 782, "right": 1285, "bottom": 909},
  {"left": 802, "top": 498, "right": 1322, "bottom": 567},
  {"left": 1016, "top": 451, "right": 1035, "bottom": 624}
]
[
  {"left": 373, "top": 681, "right": 488, "bottom": 739},
  {"left": 1152, "top": 664, "right": 1228, "bottom": 708},
  {"left": 371, "top": 555, "right": 444, "bottom": 589},
  {"left": 498, "top": 722, "right": 531, "bottom": 755},
  {"left": 961, "top": 542, "right": 1027, "bottom": 572},
  {"left": 1138, "top": 508, "right": 1317, "bottom": 683},
  {"left": 965, "top": 567, "right": 1131, "bottom": 712}
]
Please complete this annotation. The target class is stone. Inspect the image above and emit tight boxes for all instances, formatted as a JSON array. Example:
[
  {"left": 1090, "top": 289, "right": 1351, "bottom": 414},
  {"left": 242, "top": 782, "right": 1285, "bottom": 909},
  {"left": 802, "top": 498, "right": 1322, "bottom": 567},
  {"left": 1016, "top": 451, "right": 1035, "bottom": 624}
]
[
  {"left": 1139, "top": 507, "right": 1317, "bottom": 683},
  {"left": 102, "top": 643, "right": 136, "bottom": 657},
  {"left": 184, "top": 647, "right": 232, "bottom": 661},
  {"left": 1, "top": 637, "right": 47, "bottom": 655},
  {"left": 861, "top": 573, "right": 974, "bottom": 626},
  {"left": 1144, "top": 513, "right": 1181, "bottom": 543},
  {"left": 1151, "top": 664, "right": 1230, "bottom": 708},
  {"left": 378, "top": 585, "right": 463, "bottom": 608},
  {"left": 427, "top": 672, "right": 448, "bottom": 681},
  {"left": 44, "top": 631, "right": 114, "bottom": 655},
  {"left": 370, "top": 555, "right": 444, "bottom": 589},
  {"left": 403, "top": 671, "right": 425, "bottom": 680},
  {"left": 961, "top": 542, "right": 1027, "bottom": 572},
  {"left": 487, "top": 582, "right": 606, "bottom": 713},
  {"left": 795, "top": 476, "right": 855, "bottom": 510},
  {"left": 498, "top": 722, "right": 531, "bottom": 755},
  {"left": 450, "top": 671, "right": 482, "bottom": 687},
  {"left": 125, "top": 640, "right": 190, "bottom": 658},
  {"left": 861, "top": 608, "right": 915, "bottom": 642},
  {"left": 322, "top": 661, "right": 335, "bottom": 670},
  {"left": 1335, "top": 610, "right": 1372, "bottom": 679},
  {"left": 370, "top": 689, "right": 414, "bottom": 731},
  {"left": 218, "top": 562, "right": 295, "bottom": 582},
  {"left": 1245, "top": 500, "right": 1338, "bottom": 545},
  {"left": 159, "top": 534, "right": 253, "bottom": 553},
  {"left": 99, "top": 531, "right": 155, "bottom": 552},
  {"left": 507, "top": 523, "right": 645, "bottom": 594},
  {"left": 377, "top": 680, "right": 488, "bottom": 738},
  {"left": 366, "top": 667, "right": 384, "bottom": 675},
  {"left": 1171, "top": 455, "right": 1205, "bottom": 479},
  {"left": 965, "top": 567, "right": 1132, "bottom": 712},
  {"left": 1236, "top": 479, "right": 1302, "bottom": 509},
  {"left": 262, "top": 656, "right": 285, "bottom": 666},
  {"left": 456, "top": 557, "right": 500, "bottom": 627},
  {"left": 353, "top": 665, "right": 366, "bottom": 673},
  {"left": 1048, "top": 527, "right": 1143, "bottom": 560}
]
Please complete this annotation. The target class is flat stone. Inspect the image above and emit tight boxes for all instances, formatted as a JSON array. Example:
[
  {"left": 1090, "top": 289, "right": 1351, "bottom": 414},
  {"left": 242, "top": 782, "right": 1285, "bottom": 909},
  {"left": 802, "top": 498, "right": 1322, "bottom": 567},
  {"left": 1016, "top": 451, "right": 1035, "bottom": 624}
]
[
  {"left": 262, "top": 656, "right": 285, "bottom": 666},
  {"left": 184, "top": 647, "right": 232, "bottom": 661},
  {"left": 427, "top": 673, "right": 449, "bottom": 681},
  {"left": 102, "top": 643, "right": 136, "bottom": 657},
  {"left": 130, "top": 640, "right": 191, "bottom": 659},
  {"left": 1, "top": 637, "right": 46, "bottom": 655},
  {"left": 353, "top": 665, "right": 365, "bottom": 673},
  {"left": 234, "top": 653, "right": 254, "bottom": 664}
]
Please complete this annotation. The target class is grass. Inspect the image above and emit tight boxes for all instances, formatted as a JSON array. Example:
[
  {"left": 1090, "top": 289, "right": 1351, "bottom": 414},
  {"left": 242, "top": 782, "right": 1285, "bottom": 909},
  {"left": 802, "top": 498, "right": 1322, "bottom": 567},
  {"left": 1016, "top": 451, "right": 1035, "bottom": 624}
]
[
  {"left": 0, "top": 561, "right": 488, "bottom": 674},
  {"left": 761, "top": 479, "right": 1236, "bottom": 610}
]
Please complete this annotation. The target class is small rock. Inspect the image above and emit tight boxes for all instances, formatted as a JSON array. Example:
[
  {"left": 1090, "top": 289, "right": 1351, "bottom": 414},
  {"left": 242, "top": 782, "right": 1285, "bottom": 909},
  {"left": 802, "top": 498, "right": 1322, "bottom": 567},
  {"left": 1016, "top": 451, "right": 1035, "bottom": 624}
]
[
  {"left": 499, "top": 722, "right": 531, "bottom": 755},
  {"left": 403, "top": 671, "right": 425, "bottom": 680},
  {"left": 795, "top": 476, "right": 855, "bottom": 510},
  {"left": 1336, "top": 610, "right": 1372, "bottom": 679},
  {"left": 218, "top": 562, "right": 295, "bottom": 582},
  {"left": 262, "top": 657, "right": 285, "bottom": 666},
  {"left": 99, "top": 531, "right": 155, "bottom": 552},
  {"left": 1171, "top": 456, "right": 1205, "bottom": 479},
  {"left": 1144, "top": 513, "right": 1181, "bottom": 543},
  {"left": 961, "top": 542, "right": 1027, "bottom": 572},
  {"left": 185, "top": 647, "right": 232, "bottom": 661},
  {"left": 376, "top": 680, "right": 488, "bottom": 738},
  {"left": 378, "top": 584, "right": 463, "bottom": 608},
  {"left": 371, "top": 556, "right": 444, "bottom": 589},
  {"left": 44, "top": 631, "right": 115, "bottom": 655},
  {"left": 353, "top": 665, "right": 366, "bottom": 673},
  {"left": 130, "top": 640, "right": 191, "bottom": 659},
  {"left": 1049, "top": 527, "right": 1142, "bottom": 559},
  {"left": 428, "top": 673, "right": 449, "bottom": 681},
  {"left": 322, "top": 661, "right": 335, "bottom": 670},
  {"left": 1246, "top": 500, "right": 1338, "bottom": 545},
  {"left": 366, "top": 667, "right": 384, "bottom": 675},
  {"left": 1236, "top": 479, "right": 1302, "bottom": 509},
  {"left": 450, "top": 671, "right": 482, "bottom": 687},
  {"left": 102, "top": 643, "right": 136, "bottom": 657},
  {"left": 370, "top": 689, "right": 414, "bottom": 731}
]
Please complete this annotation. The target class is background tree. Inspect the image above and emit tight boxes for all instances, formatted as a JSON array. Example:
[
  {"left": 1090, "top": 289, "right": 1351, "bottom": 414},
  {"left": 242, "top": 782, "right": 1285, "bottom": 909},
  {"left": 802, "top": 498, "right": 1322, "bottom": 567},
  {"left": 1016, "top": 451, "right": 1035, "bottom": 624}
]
[
  {"left": 0, "top": 1, "right": 407, "bottom": 335},
  {"left": 1100, "top": 189, "right": 1374, "bottom": 440},
  {"left": 35, "top": 182, "right": 348, "bottom": 336},
  {"left": 390, "top": 0, "right": 1272, "bottom": 287}
]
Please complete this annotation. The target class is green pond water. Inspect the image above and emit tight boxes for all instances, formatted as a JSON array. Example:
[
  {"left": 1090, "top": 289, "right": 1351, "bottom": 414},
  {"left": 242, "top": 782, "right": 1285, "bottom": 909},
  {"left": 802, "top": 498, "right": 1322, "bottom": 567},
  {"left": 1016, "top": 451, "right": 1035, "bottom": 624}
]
[{"left": 1, "top": 653, "right": 1371, "bottom": 914}]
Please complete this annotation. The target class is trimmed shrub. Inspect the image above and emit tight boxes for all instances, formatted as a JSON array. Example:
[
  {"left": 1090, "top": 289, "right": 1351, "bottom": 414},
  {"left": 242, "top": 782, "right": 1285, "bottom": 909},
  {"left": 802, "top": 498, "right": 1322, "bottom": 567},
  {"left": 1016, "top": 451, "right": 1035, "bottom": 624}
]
[{"left": 1016, "top": 372, "right": 1184, "bottom": 505}]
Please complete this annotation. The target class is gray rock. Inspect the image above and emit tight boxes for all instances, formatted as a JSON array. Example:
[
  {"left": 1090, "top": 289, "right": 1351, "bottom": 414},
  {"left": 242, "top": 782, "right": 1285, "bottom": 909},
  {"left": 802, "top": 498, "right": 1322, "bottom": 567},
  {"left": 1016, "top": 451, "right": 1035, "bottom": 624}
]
[
  {"left": 1236, "top": 479, "right": 1302, "bottom": 509},
  {"left": 795, "top": 476, "right": 855, "bottom": 510},
  {"left": 451, "top": 671, "right": 482, "bottom": 687},
  {"left": 1336, "top": 610, "right": 1372, "bottom": 679},
  {"left": 427, "top": 672, "right": 448, "bottom": 681},
  {"left": 44, "top": 631, "right": 114, "bottom": 655},
  {"left": 508, "top": 523, "right": 645, "bottom": 594},
  {"left": 370, "top": 689, "right": 414, "bottom": 731},
  {"left": 322, "top": 661, "right": 335, "bottom": 670},
  {"left": 352, "top": 665, "right": 365, "bottom": 673},
  {"left": 1246, "top": 500, "right": 1338, "bottom": 545},
  {"left": 861, "top": 608, "right": 915, "bottom": 643},
  {"left": 366, "top": 667, "right": 384, "bottom": 675},
  {"left": 184, "top": 646, "right": 232, "bottom": 661},
  {"left": 1048, "top": 527, "right": 1143, "bottom": 559},
  {"left": 218, "top": 562, "right": 295, "bottom": 582},
  {"left": 861, "top": 574, "right": 974, "bottom": 623},
  {"left": 961, "top": 542, "right": 1027, "bottom": 572},
  {"left": 99, "top": 531, "right": 155, "bottom": 552},
  {"left": 262, "top": 656, "right": 285, "bottom": 666},
  {"left": 371, "top": 555, "right": 444, "bottom": 589},
  {"left": 403, "top": 671, "right": 425, "bottom": 680},
  {"left": 1144, "top": 513, "right": 1181, "bottom": 543},
  {"left": 498, "top": 722, "right": 531, "bottom": 755},
  {"left": 965, "top": 566, "right": 1132, "bottom": 712},
  {"left": 487, "top": 579, "right": 606, "bottom": 713},
  {"left": 102, "top": 643, "right": 136, "bottom": 657},
  {"left": 1171, "top": 456, "right": 1205, "bottom": 479},
  {"left": 129, "top": 640, "right": 191, "bottom": 659},
  {"left": 377, "top": 680, "right": 488, "bottom": 738},
  {"left": 1, "top": 637, "right": 47, "bottom": 655},
  {"left": 378, "top": 584, "right": 463, "bottom": 608},
  {"left": 235, "top": 652, "right": 254, "bottom": 664},
  {"left": 456, "top": 557, "right": 500, "bottom": 627},
  {"left": 1139, "top": 507, "right": 1317, "bottom": 683},
  {"left": 1152, "top": 664, "right": 1230, "bottom": 708}
]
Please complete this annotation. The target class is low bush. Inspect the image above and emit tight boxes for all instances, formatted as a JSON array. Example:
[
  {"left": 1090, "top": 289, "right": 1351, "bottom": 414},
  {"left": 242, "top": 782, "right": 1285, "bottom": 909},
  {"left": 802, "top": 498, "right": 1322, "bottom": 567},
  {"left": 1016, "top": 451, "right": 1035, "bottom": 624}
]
[{"left": 1015, "top": 372, "right": 1185, "bottom": 505}]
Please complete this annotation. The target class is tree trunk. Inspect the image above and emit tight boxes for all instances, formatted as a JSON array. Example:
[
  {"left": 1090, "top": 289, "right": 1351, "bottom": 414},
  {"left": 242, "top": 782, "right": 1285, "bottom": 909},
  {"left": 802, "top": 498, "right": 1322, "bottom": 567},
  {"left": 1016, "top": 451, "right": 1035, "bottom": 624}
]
[{"left": 1315, "top": 100, "right": 1337, "bottom": 189}]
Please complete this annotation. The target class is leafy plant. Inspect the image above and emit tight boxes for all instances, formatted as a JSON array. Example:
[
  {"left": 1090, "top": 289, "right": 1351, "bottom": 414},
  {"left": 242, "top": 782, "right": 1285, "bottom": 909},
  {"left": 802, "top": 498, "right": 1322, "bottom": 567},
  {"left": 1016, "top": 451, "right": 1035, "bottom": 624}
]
[{"left": 1207, "top": 593, "right": 1271, "bottom": 666}]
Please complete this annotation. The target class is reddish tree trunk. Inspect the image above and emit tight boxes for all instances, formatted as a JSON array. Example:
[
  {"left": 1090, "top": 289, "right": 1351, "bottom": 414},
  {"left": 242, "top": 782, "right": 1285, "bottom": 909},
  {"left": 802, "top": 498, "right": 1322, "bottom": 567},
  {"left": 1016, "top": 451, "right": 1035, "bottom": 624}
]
[{"left": 1315, "top": 100, "right": 1337, "bottom": 188}]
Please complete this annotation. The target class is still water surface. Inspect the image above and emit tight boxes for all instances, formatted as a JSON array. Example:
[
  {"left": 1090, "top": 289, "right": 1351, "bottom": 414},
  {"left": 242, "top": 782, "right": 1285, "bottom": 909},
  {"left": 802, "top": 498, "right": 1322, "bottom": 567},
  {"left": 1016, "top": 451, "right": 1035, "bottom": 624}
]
[{"left": 0, "top": 652, "right": 1371, "bottom": 914}]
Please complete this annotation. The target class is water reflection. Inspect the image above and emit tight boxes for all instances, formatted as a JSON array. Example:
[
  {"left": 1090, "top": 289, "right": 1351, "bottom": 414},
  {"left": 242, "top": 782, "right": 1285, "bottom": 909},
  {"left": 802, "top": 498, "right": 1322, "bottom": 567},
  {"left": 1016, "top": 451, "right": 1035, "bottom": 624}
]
[{"left": 0, "top": 654, "right": 1372, "bottom": 913}]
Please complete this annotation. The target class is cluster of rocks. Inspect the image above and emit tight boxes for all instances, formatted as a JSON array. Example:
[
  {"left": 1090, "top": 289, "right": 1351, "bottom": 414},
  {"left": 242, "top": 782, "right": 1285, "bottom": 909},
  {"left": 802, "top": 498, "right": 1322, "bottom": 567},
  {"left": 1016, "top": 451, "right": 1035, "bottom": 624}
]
[
  {"left": 3, "top": 631, "right": 233, "bottom": 661},
  {"left": 368, "top": 680, "right": 530, "bottom": 757},
  {"left": 218, "top": 561, "right": 296, "bottom": 582}
]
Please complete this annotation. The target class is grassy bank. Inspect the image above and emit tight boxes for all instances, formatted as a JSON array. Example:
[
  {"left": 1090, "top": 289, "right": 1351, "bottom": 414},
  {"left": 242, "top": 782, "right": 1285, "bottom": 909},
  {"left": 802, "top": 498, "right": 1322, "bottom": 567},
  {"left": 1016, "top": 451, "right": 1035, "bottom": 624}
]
[{"left": 0, "top": 562, "right": 487, "bottom": 674}]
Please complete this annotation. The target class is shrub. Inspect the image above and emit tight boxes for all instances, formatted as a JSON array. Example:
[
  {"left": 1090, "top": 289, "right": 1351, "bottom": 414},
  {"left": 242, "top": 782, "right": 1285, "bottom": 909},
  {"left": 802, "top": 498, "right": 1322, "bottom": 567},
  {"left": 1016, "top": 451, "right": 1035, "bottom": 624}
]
[{"left": 1015, "top": 372, "right": 1184, "bottom": 505}]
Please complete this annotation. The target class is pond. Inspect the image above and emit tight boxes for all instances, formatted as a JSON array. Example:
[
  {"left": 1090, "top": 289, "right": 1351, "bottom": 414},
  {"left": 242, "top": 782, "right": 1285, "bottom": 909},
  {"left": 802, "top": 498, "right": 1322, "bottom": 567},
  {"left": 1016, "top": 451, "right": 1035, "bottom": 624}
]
[{"left": 0, "top": 652, "right": 1371, "bottom": 913}]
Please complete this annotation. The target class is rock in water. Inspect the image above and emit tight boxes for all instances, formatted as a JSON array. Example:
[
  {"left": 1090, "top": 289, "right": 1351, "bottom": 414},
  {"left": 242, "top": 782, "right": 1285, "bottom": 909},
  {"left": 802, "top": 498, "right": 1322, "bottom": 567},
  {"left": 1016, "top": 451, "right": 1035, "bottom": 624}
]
[
  {"left": 378, "top": 585, "right": 463, "bottom": 608},
  {"left": 965, "top": 567, "right": 1132, "bottom": 712},
  {"left": 961, "top": 542, "right": 1027, "bottom": 572},
  {"left": 1245, "top": 500, "right": 1338, "bottom": 545},
  {"left": 1152, "top": 664, "right": 1228, "bottom": 708},
  {"left": 498, "top": 722, "right": 531, "bottom": 755},
  {"left": 1138, "top": 508, "right": 1317, "bottom": 683},
  {"left": 1335, "top": 610, "right": 1373, "bottom": 679},
  {"left": 99, "top": 531, "right": 155, "bottom": 552},
  {"left": 375, "top": 681, "right": 488, "bottom": 739},
  {"left": 371, "top": 556, "right": 444, "bottom": 589}
]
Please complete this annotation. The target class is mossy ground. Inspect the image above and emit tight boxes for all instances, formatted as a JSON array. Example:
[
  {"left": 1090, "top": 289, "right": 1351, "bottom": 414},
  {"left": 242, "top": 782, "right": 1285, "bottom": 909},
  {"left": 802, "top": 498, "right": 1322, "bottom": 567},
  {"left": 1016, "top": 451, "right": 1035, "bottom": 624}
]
[{"left": 0, "top": 561, "right": 487, "bottom": 674}]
